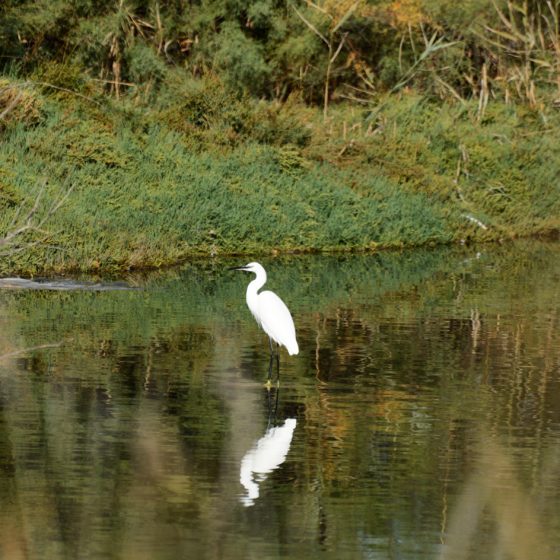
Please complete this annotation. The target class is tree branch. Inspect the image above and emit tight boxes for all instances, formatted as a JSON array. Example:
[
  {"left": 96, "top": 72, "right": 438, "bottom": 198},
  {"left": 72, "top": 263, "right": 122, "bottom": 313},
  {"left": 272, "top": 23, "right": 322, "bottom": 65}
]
[
  {"left": 0, "top": 180, "right": 75, "bottom": 257},
  {"left": 0, "top": 342, "right": 63, "bottom": 361}
]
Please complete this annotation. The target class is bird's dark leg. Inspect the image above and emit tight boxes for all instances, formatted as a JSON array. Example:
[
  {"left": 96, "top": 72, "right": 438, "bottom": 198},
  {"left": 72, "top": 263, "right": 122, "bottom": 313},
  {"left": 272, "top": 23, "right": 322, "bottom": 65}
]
[
  {"left": 267, "top": 337, "right": 275, "bottom": 382},
  {"left": 267, "top": 353, "right": 274, "bottom": 381},
  {"left": 276, "top": 343, "right": 280, "bottom": 383}
]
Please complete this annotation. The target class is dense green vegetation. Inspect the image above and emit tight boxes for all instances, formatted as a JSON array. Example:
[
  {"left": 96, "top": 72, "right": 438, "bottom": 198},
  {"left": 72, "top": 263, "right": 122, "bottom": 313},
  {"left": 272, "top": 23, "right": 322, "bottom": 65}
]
[{"left": 1, "top": 1, "right": 559, "bottom": 274}]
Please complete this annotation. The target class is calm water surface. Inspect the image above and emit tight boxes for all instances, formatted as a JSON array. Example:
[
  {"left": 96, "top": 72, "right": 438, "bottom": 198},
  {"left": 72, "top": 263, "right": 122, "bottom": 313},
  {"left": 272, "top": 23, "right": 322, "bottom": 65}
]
[{"left": 0, "top": 241, "right": 559, "bottom": 560}]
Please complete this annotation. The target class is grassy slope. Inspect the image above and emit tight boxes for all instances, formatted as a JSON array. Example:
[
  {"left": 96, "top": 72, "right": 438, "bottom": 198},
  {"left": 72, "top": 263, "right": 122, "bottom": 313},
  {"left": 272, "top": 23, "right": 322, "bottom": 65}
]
[{"left": 0, "top": 81, "right": 559, "bottom": 275}]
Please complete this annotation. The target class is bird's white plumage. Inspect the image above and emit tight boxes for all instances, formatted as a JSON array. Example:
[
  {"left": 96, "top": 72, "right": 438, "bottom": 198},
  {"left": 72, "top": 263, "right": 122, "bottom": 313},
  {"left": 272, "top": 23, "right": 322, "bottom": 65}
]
[
  {"left": 257, "top": 290, "right": 298, "bottom": 355},
  {"left": 235, "top": 262, "right": 299, "bottom": 355}
]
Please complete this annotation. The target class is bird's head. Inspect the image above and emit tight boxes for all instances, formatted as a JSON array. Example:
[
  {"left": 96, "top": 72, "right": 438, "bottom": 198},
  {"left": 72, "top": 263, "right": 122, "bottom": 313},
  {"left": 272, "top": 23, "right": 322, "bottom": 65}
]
[{"left": 229, "top": 262, "right": 264, "bottom": 275}]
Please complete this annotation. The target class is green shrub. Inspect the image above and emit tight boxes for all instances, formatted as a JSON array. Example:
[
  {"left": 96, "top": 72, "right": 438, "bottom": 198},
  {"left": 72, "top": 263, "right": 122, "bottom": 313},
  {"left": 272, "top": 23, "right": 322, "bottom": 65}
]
[{"left": 213, "top": 22, "right": 271, "bottom": 96}]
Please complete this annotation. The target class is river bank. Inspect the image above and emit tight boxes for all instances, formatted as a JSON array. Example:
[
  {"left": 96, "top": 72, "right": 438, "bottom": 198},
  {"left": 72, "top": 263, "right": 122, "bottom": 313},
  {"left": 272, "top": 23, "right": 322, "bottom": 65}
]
[{"left": 1, "top": 77, "right": 559, "bottom": 275}]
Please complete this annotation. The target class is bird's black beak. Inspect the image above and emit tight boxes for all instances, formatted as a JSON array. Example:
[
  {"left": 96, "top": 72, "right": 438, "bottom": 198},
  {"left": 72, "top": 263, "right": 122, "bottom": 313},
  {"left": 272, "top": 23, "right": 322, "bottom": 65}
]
[{"left": 228, "top": 265, "right": 248, "bottom": 271}]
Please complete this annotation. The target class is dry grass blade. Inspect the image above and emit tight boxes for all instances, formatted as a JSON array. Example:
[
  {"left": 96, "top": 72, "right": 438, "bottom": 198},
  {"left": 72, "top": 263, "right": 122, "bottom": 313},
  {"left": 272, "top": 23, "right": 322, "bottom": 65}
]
[
  {"left": 391, "top": 35, "right": 460, "bottom": 93},
  {"left": 479, "top": 0, "right": 560, "bottom": 106},
  {"left": 332, "top": 1, "right": 359, "bottom": 34},
  {"left": 292, "top": 4, "right": 329, "bottom": 46}
]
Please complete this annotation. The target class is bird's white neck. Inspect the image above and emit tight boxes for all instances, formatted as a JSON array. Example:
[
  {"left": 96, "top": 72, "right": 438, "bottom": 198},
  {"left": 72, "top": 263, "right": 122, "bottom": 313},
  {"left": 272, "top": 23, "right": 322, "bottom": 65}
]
[{"left": 246, "top": 267, "right": 266, "bottom": 318}]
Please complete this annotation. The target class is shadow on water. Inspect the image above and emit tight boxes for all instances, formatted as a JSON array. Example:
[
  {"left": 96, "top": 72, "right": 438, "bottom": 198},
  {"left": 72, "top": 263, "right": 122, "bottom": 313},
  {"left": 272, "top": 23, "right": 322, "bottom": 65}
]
[{"left": 0, "top": 240, "right": 559, "bottom": 559}]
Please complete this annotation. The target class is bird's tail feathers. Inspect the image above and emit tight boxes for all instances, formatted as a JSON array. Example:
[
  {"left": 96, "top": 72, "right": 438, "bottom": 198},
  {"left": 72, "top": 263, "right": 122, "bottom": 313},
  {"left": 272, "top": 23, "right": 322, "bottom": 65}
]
[{"left": 287, "top": 341, "right": 299, "bottom": 356}]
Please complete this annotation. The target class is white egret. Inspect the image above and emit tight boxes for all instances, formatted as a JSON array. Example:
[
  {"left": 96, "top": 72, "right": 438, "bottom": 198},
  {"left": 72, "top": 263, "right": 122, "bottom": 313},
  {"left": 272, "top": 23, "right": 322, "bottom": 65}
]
[{"left": 230, "top": 262, "right": 299, "bottom": 376}]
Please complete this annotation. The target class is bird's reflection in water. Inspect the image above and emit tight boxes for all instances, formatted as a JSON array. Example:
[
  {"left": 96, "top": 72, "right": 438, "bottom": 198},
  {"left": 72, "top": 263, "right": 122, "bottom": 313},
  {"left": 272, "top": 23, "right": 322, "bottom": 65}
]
[{"left": 239, "top": 389, "right": 296, "bottom": 507}]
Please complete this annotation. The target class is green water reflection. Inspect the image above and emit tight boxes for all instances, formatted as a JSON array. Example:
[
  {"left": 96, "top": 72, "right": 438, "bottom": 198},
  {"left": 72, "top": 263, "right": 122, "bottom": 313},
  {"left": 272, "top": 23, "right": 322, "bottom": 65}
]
[{"left": 0, "top": 241, "right": 559, "bottom": 559}]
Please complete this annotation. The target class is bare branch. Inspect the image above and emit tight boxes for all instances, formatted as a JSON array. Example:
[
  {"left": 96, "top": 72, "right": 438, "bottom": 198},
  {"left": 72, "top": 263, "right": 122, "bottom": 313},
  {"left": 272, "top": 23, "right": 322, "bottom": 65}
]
[
  {"left": 330, "top": 33, "right": 348, "bottom": 64},
  {"left": 0, "top": 180, "right": 75, "bottom": 257},
  {"left": 34, "top": 81, "right": 102, "bottom": 107},
  {"left": 0, "top": 89, "right": 24, "bottom": 121},
  {"left": 0, "top": 342, "right": 63, "bottom": 362},
  {"left": 0, "top": 180, "right": 47, "bottom": 246}
]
